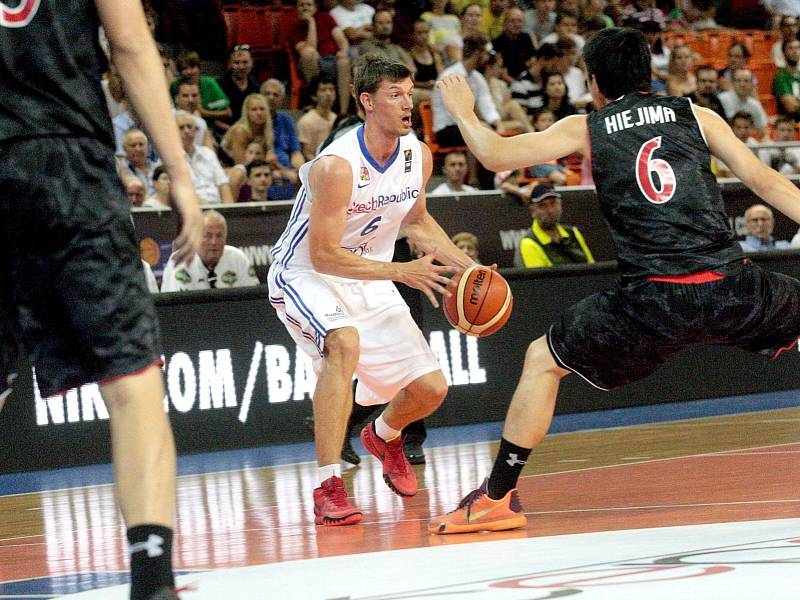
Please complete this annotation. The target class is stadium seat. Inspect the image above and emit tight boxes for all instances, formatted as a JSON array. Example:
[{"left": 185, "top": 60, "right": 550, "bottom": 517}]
[{"left": 418, "top": 99, "right": 467, "bottom": 157}]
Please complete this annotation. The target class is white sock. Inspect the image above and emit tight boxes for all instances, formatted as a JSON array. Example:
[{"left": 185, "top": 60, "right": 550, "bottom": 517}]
[
  {"left": 374, "top": 414, "right": 401, "bottom": 442},
  {"left": 318, "top": 463, "right": 341, "bottom": 485}
]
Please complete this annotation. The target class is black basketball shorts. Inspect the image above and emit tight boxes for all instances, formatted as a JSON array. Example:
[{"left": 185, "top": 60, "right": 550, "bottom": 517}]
[
  {"left": 548, "top": 261, "right": 800, "bottom": 390},
  {"left": 0, "top": 137, "right": 162, "bottom": 397}
]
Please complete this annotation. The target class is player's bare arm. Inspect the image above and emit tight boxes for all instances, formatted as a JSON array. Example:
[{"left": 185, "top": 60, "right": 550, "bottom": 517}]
[
  {"left": 401, "top": 143, "right": 475, "bottom": 270},
  {"left": 436, "top": 75, "right": 588, "bottom": 171},
  {"left": 96, "top": 0, "right": 202, "bottom": 265},
  {"left": 696, "top": 105, "right": 800, "bottom": 224},
  {"left": 307, "top": 156, "right": 457, "bottom": 305}
]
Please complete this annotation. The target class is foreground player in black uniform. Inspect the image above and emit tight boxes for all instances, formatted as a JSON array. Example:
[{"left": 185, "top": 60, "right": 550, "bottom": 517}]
[
  {"left": 430, "top": 27, "right": 800, "bottom": 534},
  {"left": 0, "top": 1, "right": 203, "bottom": 597}
]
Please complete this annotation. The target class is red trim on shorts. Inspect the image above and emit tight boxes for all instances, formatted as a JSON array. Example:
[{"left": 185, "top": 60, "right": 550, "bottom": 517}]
[
  {"left": 646, "top": 271, "right": 726, "bottom": 284},
  {"left": 771, "top": 339, "right": 798, "bottom": 361},
  {"left": 97, "top": 359, "right": 164, "bottom": 387}
]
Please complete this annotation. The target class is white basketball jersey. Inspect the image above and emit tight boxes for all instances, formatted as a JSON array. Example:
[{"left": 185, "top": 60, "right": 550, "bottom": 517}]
[{"left": 270, "top": 125, "right": 423, "bottom": 277}]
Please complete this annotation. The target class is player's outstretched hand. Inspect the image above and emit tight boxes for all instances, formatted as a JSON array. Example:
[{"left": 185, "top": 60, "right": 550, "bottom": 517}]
[
  {"left": 169, "top": 177, "right": 204, "bottom": 266},
  {"left": 398, "top": 254, "right": 461, "bottom": 308},
  {"left": 436, "top": 75, "right": 476, "bottom": 123}
]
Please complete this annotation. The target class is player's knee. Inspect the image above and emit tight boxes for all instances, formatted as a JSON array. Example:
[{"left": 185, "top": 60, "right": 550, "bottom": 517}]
[
  {"left": 323, "top": 327, "right": 360, "bottom": 367},
  {"left": 410, "top": 373, "right": 448, "bottom": 412}
]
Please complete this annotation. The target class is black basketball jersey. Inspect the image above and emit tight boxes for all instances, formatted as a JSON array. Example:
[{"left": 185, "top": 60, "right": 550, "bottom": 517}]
[
  {"left": 588, "top": 92, "right": 743, "bottom": 280},
  {"left": 0, "top": 0, "right": 113, "bottom": 148}
]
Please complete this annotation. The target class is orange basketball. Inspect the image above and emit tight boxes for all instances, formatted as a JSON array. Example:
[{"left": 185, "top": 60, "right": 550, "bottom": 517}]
[{"left": 443, "top": 265, "right": 513, "bottom": 337}]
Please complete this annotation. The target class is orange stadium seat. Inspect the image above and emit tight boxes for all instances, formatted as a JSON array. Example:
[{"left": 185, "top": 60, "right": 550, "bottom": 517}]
[{"left": 418, "top": 99, "right": 467, "bottom": 157}]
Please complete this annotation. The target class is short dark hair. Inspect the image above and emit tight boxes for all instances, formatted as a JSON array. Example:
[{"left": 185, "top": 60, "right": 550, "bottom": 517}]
[
  {"left": 176, "top": 50, "right": 200, "bottom": 71},
  {"left": 462, "top": 33, "right": 490, "bottom": 60},
  {"left": 731, "top": 111, "right": 754, "bottom": 125},
  {"left": 536, "top": 42, "right": 564, "bottom": 61},
  {"left": 353, "top": 55, "right": 412, "bottom": 112},
  {"left": 583, "top": 27, "right": 651, "bottom": 100},
  {"left": 246, "top": 159, "right": 272, "bottom": 177},
  {"left": 153, "top": 165, "right": 167, "bottom": 182},
  {"left": 775, "top": 114, "right": 795, "bottom": 128},
  {"left": 176, "top": 77, "right": 198, "bottom": 92},
  {"left": 555, "top": 10, "right": 578, "bottom": 24}
]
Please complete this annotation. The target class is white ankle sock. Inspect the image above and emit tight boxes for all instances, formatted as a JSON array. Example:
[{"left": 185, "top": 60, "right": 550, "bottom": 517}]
[
  {"left": 318, "top": 463, "right": 341, "bottom": 485},
  {"left": 374, "top": 414, "right": 401, "bottom": 442}
]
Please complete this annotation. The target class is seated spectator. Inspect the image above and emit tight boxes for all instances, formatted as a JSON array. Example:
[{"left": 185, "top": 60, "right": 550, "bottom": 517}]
[
  {"left": 228, "top": 141, "right": 267, "bottom": 201},
  {"left": 481, "top": 0, "right": 509, "bottom": 40},
  {"left": 484, "top": 53, "right": 534, "bottom": 133},
  {"left": 758, "top": 115, "right": 800, "bottom": 175},
  {"left": 261, "top": 79, "right": 305, "bottom": 176},
  {"left": 217, "top": 45, "right": 261, "bottom": 127},
  {"left": 170, "top": 50, "right": 231, "bottom": 124},
  {"left": 525, "top": 0, "right": 557, "bottom": 41},
  {"left": 542, "top": 70, "right": 577, "bottom": 120},
  {"left": 540, "top": 10, "right": 585, "bottom": 51},
  {"left": 712, "top": 111, "right": 758, "bottom": 177},
  {"left": 176, "top": 111, "right": 233, "bottom": 204},
  {"left": 173, "top": 78, "right": 216, "bottom": 149},
  {"left": 773, "top": 38, "right": 800, "bottom": 121},
  {"left": 689, "top": 65, "right": 726, "bottom": 118},
  {"left": 719, "top": 69, "right": 768, "bottom": 138},
  {"left": 331, "top": 0, "right": 375, "bottom": 60},
  {"left": 739, "top": 204, "right": 792, "bottom": 252},
  {"left": 666, "top": 43, "right": 697, "bottom": 97},
  {"left": 491, "top": 6, "right": 536, "bottom": 81},
  {"left": 246, "top": 160, "right": 274, "bottom": 202},
  {"left": 443, "top": 2, "right": 484, "bottom": 65},
  {"left": 718, "top": 42, "right": 752, "bottom": 93},
  {"left": 297, "top": 80, "right": 339, "bottom": 161},
  {"left": 430, "top": 151, "right": 477, "bottom": 195},
  {"left": 102, "top": 65, "right": 125, "bottom": 119},
  {"left": 511, "top": 43, "right": 563, "bottom": 118},
  {"left": 125, "top": 178, "right": 148, "bottom": 208},
  {"left": 409, "top": 19, "right": 443, "bottom": 108},
  {"left": 620, "top": 0, "right": 666, "bottom": 30},
  {"left": 161, "top": 210, "right": 259, "bottom": 291},
  {"left": 291, "top": 0, "right": 352, "bottom": 115},
  {"left": 579, "top": 0, "right": 614, "bottom": 28},
  {"left": 639, "top": 18, "right": 669, "bottom": 85},
  {"left": 772, "top": 14, "right": 799, "bottom": 69},
  {"left": 358, "top": 9, "right": 415, "bottom": 72},
  {"left": 421, "top": 0, "right": 462, "bottom": 58},
  {"left": 557, "top": 37, "right": 592, "bottom": 110},
  {"left": 117, "top": 129, "right": 160, "bottom": 197},
  {"left": 221, "top": 94, "right": 273, "bottom": 166},
  {"left": 147, "top": 165, "right": 172, "bottom": 209},
  {"left": 515, "top": 183, "right": 595, "bottom": 268},
  {"left": 530, "top": 108, "right": 568, "bottom": 183},
  {"left": 451, "top": 231, "right": 480, "bottom": 262},
  {"left": 432, "top": 34, "right": 500, "bottom": 148}
]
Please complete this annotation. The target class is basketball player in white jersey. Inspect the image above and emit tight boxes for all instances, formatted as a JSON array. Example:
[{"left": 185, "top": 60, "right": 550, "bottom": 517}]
[{"left": 269, "top": 56, "right": 476, "bottom": 526}]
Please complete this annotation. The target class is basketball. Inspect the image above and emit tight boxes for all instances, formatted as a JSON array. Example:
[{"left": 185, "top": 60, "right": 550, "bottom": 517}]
[{"left": 443, "top": 265, "right": 513, "bottom": 337}]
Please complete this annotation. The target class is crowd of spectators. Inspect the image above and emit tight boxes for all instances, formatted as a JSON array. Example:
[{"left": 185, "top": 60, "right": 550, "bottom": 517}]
[{"left": 115, "top": 0, "right": 800, "bottom": 288}]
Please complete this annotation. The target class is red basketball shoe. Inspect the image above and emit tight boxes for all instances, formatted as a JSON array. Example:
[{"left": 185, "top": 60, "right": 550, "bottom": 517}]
[
  {"left": 360, "top": 421, "right": 418, "bottom": 497},
  {"left": 313, "top": 476, "right": 363, "bottom": 526}
]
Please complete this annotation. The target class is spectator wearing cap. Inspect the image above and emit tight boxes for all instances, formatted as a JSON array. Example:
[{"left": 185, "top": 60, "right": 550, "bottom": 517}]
[{"left": 515, "top": 183, "right": 594, "bottom": 268}]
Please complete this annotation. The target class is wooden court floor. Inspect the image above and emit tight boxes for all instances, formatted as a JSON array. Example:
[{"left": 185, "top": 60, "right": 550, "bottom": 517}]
[{"left": 0, "top": 406, "right": 798, "bottom": 591}]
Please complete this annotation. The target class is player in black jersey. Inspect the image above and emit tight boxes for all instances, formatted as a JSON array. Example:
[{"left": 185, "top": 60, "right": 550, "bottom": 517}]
[
  {"left": 0, "top": 1, "right": 203, "bottom": 597},
  {"left": 429, "top": 27, "right": 800, "bottom": 534}
]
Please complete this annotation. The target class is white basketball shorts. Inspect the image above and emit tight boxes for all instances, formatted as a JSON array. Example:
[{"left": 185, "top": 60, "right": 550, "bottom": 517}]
[{"left": 268, "top": 269, "right": 440, "bottom": 405}]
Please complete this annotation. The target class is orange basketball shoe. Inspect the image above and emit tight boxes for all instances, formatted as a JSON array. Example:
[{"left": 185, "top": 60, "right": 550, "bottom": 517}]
[
  {"left": 360, "top": 422, "right": 418, "bottom": 497},
  {"left": 428, "top": 478, "right": 527, "bottom": 534},
  {"left": 313, "top": 476, "right": 363, "bottom": 526}
]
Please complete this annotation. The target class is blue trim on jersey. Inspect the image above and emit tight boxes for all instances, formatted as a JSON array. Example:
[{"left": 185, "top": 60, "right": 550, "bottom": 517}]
[
  {"left": 271, "top": 189, "right": 307, "bottom": 259},
  {"left": 357, "top": 125, "right": 400, "bottom": 174},
  {"left": 282, "top": 281, "right": 328, "bottom": 338},
  {"left": 279, "top": 220, "right": 308, "bottom": 268}
]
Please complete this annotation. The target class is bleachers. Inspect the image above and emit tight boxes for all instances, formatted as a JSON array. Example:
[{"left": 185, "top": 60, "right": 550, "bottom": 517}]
[{"left": 222, "top": 4, "right": 303, "bottom": 109}]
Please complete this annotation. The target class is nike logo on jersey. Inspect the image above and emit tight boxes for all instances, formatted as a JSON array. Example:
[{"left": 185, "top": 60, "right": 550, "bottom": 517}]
[
  {"left": 506, "top": 453, "right": 527, "bottom": 467},
  {"left": 129, "top": 534, "right": 165, "bottom": 558}
]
